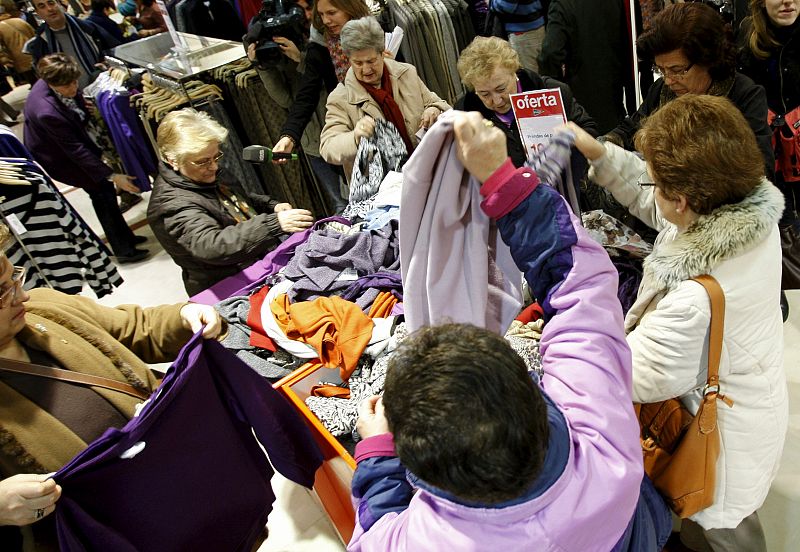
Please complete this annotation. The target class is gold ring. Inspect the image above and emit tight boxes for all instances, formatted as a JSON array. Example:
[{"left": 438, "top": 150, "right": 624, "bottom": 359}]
[
  {"left": 34, "top": 508, "right": 45, "bottom": 520},
  {"left": 482, "top": 120, "right": 494, "bottom": 128}
]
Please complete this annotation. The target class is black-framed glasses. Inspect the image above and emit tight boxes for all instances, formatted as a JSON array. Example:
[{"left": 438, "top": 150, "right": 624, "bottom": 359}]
[
  {"left": 188, "top": 152, "right": 224, "bottom": 168},
  {"left": 637, "top": 171, "right": 657, "bottom": 188},
  {"left": 0, "top": 266, "right": 26, "bottom": 309},
  {"left": 652, "top": 62, "right": 694, "bottom": 80}
]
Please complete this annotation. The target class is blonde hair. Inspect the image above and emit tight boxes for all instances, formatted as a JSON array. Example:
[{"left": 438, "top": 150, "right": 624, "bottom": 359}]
[
  {"left": 156, "top": 108, "right": 228, "bottom": 165},
  {"left": 457, "top": 37, "right": 521, "bottom": 91},
  {"left": 0, "top": 222, "right": 11, "bottom": 251}
]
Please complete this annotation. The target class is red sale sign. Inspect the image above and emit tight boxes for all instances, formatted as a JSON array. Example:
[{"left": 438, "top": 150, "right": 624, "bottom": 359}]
[{"left": 510, "top": 89, "right": 567, "bottom": 156}]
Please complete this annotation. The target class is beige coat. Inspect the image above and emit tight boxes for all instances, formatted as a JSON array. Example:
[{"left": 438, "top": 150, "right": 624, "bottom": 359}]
[
  {"left": 320, "top": 57, "right": 450, "bottom": 178},
  {"left": 0, "top": 15, "right": 34, "bottom": 73}
]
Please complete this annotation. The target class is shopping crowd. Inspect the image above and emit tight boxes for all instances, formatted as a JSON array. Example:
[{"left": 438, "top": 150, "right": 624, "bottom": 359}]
[{"left": 0, "top": 0, "right": 797, "bottom": 551}]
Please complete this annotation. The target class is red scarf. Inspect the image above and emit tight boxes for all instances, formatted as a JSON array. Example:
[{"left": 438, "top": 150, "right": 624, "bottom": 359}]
[{"left": 361, "top": 67, "right": 413, "bottom": 153}]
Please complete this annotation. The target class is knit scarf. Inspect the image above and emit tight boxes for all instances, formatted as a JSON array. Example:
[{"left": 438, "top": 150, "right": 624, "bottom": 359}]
[
  {"left": 362, "top": 67, "right": 413, "bottom": 153},
  {"left": 43, "top": 15, "right": 100, "bottom": 79},
  {"left": 327, "top": 34, "right": 349, "bottom": 83}
]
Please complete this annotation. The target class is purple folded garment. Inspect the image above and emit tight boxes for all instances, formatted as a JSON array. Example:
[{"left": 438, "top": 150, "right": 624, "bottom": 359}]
[
  {"left": 191, "top": 216, "right": 351, "bottom": 304},
  {"left": 53, "top": 334, "right": 322, "bottom": 551}
]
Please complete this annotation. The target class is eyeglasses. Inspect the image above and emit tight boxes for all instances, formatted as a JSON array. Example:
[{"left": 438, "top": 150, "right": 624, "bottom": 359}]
[
  {"left": 637, "top": 171, "right": 657, "bottom": 188},
  {"left": 652, "top": 62, "right": 694, "bottom": 80},
  {"left": 0, "top": 266, "right": 27, "bottom": 309},
  {"left": 188, "top": 152, "right": 224, "bottom": 168}
]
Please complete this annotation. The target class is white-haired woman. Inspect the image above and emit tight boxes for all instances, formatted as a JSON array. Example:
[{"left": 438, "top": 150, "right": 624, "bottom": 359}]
[
  {"left": 147, "top": 108, "right": 314, "bottom": 296},
  {"left": 319, "top": 16, "right": 451, "bottom": 176}
]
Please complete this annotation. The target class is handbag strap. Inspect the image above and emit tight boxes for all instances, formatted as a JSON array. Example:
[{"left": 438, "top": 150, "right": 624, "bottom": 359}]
[
  {"left": 0, "top": 357, "right": 150, "bottom": 401},
  {"left": 691, "top": 275, "right": 725, "bottom": 389}
]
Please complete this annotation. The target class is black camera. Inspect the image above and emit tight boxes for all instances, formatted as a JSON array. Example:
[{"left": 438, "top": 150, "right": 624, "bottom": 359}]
[
  {"left": 244, "top": 0, "right": 306, "bottom": 67},
  {"left": 693, "top": 0, "right": 734, "bottom": 24}
]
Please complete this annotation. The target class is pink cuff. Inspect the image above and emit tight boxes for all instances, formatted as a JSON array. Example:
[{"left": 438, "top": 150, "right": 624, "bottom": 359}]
[
  {"left": 354, "top": 433, "right": 397, "bottom": 463},
  {"left": 479, "top": 160, "right": 540, "bottom": 219}
]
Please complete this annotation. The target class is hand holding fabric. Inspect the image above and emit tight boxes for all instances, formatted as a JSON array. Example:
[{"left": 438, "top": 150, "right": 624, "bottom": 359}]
[
  {"left": 357, "top": 396, "right": 390, "bottom": 439},
  {"left": 559, "top": 121, "right": 605, "bottom": 161},
  {"left": 180, "top": 303, "right": 224, "bottom": 339},
  {"left": 419, "top": 106, "right": 441, "bottom": 130},
  {"left": 354, "top": 116, "right": 376, "bottom": 143},
  {"left": 453, "top": 112, "right": 508, "bottom": 183},
  {"left": 277, "top": 208, "right": 314, "bottom": 233},
  {"left": 0, "top": 474, "right": 61, "bottom": 527}
]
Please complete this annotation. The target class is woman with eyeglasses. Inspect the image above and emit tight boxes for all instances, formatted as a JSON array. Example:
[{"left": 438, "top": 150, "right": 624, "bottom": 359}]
[
  {"left": 605, "top": 2, "right": 774, "bottom": 176},
  {"left": 567, "top": 94, "right": 787, "bottom": 551},
  {"left": 147, "top": 108, "right": 314, "bottom": 296},
  {"left": 0, "top": 223, "right": 223, "bottom": 550}
]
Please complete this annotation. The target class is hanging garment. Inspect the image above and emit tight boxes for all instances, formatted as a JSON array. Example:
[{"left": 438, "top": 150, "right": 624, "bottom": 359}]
[
  {"left": 399, "top": 110, "right": 523, "bottom": 334},
  {"left": 178, "top": 0, "right": 244, "bottom": 41},
  {"left": 95, "top": 88, "right": 157, "bottom": 191},
  {"left": 53, "top": 333, "right": 322, "bottom": 552},
  {"left": 344, "top": 120, "right": 408, "bottom": 220},
  {"left": 0, "top": 159, "right": 122, "bottom": 297}
]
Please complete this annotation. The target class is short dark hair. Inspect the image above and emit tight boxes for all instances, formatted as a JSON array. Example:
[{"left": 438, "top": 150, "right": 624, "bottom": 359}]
[
  {"left": 383, "top": 323, "right": 549, "bottom": 504},
  {"left": 37, "top": 53, "right": 81, "bottom": 86},
  {"left": 637, "top": 2, "right": 735, "bottom": 81},
  {"left": 90, "top": 0, "right": 113, "bottom": 11},
  {"left": 635, "top": 94, "right": 763, "bottom": 214}
]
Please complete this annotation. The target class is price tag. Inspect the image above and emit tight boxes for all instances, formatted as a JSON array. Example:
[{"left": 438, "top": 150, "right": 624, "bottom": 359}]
[
  {"left": 336, "top": 267, "right": 359, "bottom": 281},
  {"left": 5, "top": 214, "right": 26, "bottom": 236}
]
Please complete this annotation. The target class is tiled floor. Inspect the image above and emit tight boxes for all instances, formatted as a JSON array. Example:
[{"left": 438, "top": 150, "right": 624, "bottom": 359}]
[{"left": 5, "top": 83, "right": 799, "bottom": 550}]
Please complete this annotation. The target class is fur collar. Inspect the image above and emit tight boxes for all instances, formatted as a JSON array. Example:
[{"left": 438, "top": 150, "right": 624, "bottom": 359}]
[{"left": 644, "top": 180, "right": 784, "bottom": 289}]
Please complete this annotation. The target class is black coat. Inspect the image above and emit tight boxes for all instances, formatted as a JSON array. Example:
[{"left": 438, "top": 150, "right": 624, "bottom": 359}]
[
  {"left": 455, "top": 69, "right": 598, "bottom": 169},
  {"left": 737, "top": 18, "right": 800, "bottom": 120},
  {"left": 606, "top": 72, "right": 775, "bottom": 180},
  {"left": 537, "top": 0, "right": 634, "bottom": 134},
  {"left": 280, "top": 40, "right": 338, "bottom": 144},
  {"left": 147, "top": 164, "right": 283, "bottom": 296}
]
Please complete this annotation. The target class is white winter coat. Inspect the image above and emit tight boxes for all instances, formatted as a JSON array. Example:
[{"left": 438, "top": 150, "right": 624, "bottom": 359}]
[{"left": 590, "top": 143, "right": 789, "bottom": 530}]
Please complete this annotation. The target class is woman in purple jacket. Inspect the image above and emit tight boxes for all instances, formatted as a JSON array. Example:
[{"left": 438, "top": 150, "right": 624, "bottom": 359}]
[
  {"left": 22, "top": 54, "right": 148, "bottom": 263},
  {"left": 350, "top": 113, "right": 671, "bottom": 551}
]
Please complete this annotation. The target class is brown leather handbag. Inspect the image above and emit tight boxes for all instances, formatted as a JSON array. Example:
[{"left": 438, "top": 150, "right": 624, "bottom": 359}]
[{"left": 634, "top": 275, "right": 733, "bottom": 518}]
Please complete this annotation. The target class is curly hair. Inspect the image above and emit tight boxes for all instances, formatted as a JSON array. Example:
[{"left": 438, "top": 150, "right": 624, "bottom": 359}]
[
  {"left": 637, "top": 2, "right": 736, "bottom": 82},
  {"left": 383, "top": 323, "right": 549, "bottom": 504},
  {"left": 635, "top": 95, "right": 763, "bottom": 215},
  {"left": 457, "top": 36, "right": 521, "bottom": 91}
]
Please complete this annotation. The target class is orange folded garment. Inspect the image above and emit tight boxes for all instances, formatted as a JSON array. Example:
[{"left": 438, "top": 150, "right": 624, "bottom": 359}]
[
  {"left": 368, "top": 291, "right": 398, "bottom": 319},
  {"left": 271, "top": 294, "right": 374, "bottom": 381}
]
